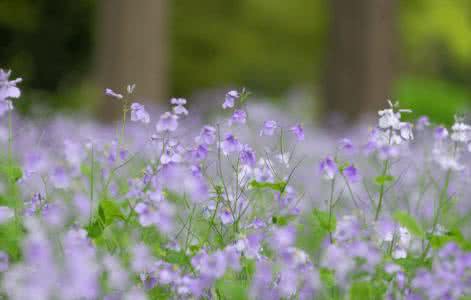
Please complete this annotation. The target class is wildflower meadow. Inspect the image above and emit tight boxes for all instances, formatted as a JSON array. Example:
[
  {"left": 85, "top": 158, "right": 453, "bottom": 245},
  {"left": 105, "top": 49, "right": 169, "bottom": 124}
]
[{"left": 1, "top": 68, "right": 471, "bottom": 300}]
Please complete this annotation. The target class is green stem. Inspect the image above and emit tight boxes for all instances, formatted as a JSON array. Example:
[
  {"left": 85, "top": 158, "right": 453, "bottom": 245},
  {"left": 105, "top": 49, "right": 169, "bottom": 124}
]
[
  {"left": 421, "top": 169, "right": 452, "bottom": 260},
  {"left": 374, "top": 159, "right": 390, "bottom": 221},
  {"left": 118, "top": 99, "right": 128, "bottom": 147},
  {"left": 328, "top": 176, "right": 336, "bottom": 243}
]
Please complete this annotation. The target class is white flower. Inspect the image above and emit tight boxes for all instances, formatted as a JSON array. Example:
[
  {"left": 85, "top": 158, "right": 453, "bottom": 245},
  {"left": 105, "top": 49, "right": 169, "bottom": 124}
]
[
  {"left": 451, "top": 121, "right": 471, "bottom": 143},
  {"left": 378, "top": 109, "right": 401, "bottom": 130}
]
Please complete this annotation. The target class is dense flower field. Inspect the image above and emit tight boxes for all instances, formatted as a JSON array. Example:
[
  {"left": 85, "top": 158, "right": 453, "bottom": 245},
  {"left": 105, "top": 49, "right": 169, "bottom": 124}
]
[{"left": 1, "top": 69, "right": 471, "bottom": 299}]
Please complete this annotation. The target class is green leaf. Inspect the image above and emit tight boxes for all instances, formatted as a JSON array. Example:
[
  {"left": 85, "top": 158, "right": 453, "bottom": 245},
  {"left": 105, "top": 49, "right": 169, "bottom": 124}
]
[
  {"left": 374, "top": 175, "right": 395, "bottom": 186},
  {"left": 393, "top": 211, "right": 425, "bottom": 238},
  {"left": 164, "top": 249, "right": 191, "bottom": 267},
  {"left": 86, "top": 219, "right": 104, "bottom": 238},
  {"left": 271, "top": 214, "right": 296, "bottom": 226},
  {"left": 319, "top": 268, "right": 336, "bottom": 289},
  {"left": 249, "top": 180, "right": 287, "bottom": 192},
  {"left": 350, "top": 281, "right": 374, "bottom": 300},
  {"left": 216, "top": 274, "right": 248, "bottom": 300},
  {"left": 312, "top": 208, "right": 336, "bottom": 232},
  {"left": 99, "top": 199, "right": 125, "bottom": 225},
  {"left": 0, "top": 164, "right": 23, "bottom": 182},
  {"left": 430, "top": 228, "right": 471, "bottom": 251}
]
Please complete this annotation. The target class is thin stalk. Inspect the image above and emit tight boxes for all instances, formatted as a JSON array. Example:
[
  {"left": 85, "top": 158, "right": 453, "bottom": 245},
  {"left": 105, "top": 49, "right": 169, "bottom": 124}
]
[
  {"left": 421, "top": 169, "right": 452, "bottom": 260},
  {"left": 328, "top": 176, "right": 336, "bottom": 243},
  {"left": 374, "top": 159, "right": 390, "bottom": 221}
]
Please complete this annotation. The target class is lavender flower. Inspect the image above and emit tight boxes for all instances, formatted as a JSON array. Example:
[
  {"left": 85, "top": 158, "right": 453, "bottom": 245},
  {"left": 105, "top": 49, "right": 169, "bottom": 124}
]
[
  {"left": 229, "top": 109, "right": 247, "bottom": 125},
  {"left": 0, "top": 69, "right": 22, "bottom": 101},
  {"left": 156, "top": 112, "right": 178, "bottom": 132},
  {"left": 0, "top": 206, "right": 14, "bottom": 223},
  {"left": 319, "top": 156, "right": 337, "bottom": 180},
  {"left": 221, "top": 134, "right": 242, "bottom": 155},
  {"left": 222, "top": 90, "right": 239, "bottom": 109},
  {"left": 343, "top": 164, "right": 360, "bottom": 183},
  {"left": 105, "top": 88, "right": 123, "bottom": 99},
  {"left": 260, "top": 120, "right": 278, "bottom": 136},
  {"left": 289, "top": 123, "right": 305, "bottom": 141},
  {"left": 0, "top": 251, "right": 8, "bottom": 272},
  {"left": 130, "top": 103, "right": 150, "bottom": 124},
  {"left": 171, "top": 98, "right": 188, "bottom": 115}
]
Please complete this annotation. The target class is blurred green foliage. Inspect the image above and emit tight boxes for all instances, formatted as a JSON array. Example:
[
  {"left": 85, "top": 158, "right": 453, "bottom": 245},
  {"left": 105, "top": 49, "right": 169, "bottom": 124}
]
[
  {"left": 170, "top": 0, "right": 328, "bottom": 97},
  {"left": 395, "top": 77, "right": 470, "bottom": 125},
  {"left": 0, "top": 0, "right": 470, "bottom": 118}
]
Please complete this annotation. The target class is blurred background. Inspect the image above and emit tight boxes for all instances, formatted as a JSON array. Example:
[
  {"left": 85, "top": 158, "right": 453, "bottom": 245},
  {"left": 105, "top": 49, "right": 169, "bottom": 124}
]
[{"left": 1, "top": 0, "right": 470, "bottom": 124}]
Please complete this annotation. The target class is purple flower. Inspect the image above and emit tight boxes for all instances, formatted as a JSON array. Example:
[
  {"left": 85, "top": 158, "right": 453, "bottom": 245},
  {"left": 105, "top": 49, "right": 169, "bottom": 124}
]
[
  {"left": 190, "top": 144, "right": 208, "bottom": 161},
  {"left": 416, "top": 116, "right": 430, "bottom": 130},
  {"left": 343, "top": 165, "right": 360, "bottom": 183},
  {"left": 171, "top": 97, "right": 186, "bottom": 106},
  {"left": 156, "top": 112, "right": 178, "bottom": 132},
  {"left": 230, "top": 109, "right": 247, "bottom": 125},
  {"left": 434, "top": 126, "right": 449, "bottom": 140},
  {"left": 221, "top": 134, "right": 241, "bottom": 155},
  {"left": 222, "top": 90, "right": 239, "bottom": 109},
  {"left": 0, "top": 251, "right": 8, "bottom": 272},
  {"left": 220, "top": 208, "right": 234, "bottom": 225},
  {"left": 50, "top": 167, "right": 70, "bottom": 189},
  {"left": 224, "top": 246, "right": 241, "bottom": 271},
  {"left": 197, "top": 125, "right": 216, "bottom": 145},
  {"left": 105, "top": 88, "right": 123, "bottom": 99},
  {"left": 198, "top": 250, "right": 227, "bottom": 278},
  {"left": 240, "top": 144, "right": 256, "bottom": 167},
  {"left": 271, "top": 225, "right": 296, "bottom": 250},
  {"left": 319, "top": 156, "right": 337, "bottom": 180},
  {"left": 260, "top": 120, "right": 278, "bottom": 136},
  {"left": 171, "top": 98, "right": 188, "bottom": 116},
  {"left": 0, "top": 69, "right": 22, "bottom": 101},
  {"left": 130, "top": 103, "right": 150, "bottom": 124},
  {"left": 338, "top": 138, "right": 354, "bottom": 154},
  {"left": 0, "top": 206, "right": 14, "bottom": 224},
  {"left": 289, "top": 123, "right": 304, "bottom": 141}
]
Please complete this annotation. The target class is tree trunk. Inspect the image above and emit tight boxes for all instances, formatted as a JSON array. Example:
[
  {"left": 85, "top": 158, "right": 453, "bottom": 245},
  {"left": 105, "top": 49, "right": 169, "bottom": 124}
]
[
  {"left": 324, "top": 0, "right": 396, "bottom": 122},
  {"left": 96, "top": 0, "right": 167, "bottom": 120}
]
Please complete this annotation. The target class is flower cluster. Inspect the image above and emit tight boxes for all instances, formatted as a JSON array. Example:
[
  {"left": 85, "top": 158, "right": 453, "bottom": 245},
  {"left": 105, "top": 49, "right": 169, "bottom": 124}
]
[{"left": 1, "top": 69, "right": 471, "bottom": 299}]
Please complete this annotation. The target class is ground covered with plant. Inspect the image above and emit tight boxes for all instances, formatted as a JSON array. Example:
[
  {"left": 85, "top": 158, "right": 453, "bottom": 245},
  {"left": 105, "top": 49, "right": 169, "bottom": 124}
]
[{"left": 1, "top": 69, "right": 471, "bottom": 299}]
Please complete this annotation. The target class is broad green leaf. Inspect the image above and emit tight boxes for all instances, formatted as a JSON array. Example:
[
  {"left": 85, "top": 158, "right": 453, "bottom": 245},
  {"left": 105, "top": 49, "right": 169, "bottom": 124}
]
[
  {"left": 312, "top": 208, "right": 336, "bottom": 232},
  {"left": 393, "top": 211, "right": 425, "bottom": 238},
  {"left": 86, "top": 219, "right": 104, "bottom": 238},
  {"left": 271, "top": 214, "right": 296, "bottom": 226},
  {"left": 374, "top": 175, "right": 395, "bottom": 186},
  {"left": 249, "top": 180, "right": 287, "bottom": 192},
  {"left": 216, "top": 274, "right": 248, "bottom": 300},
  {"left": 99, "top": 199, "right": 125, "bottom": 225},
  {"left": 350, "top": 281, "right": 374, "bottom": 300},
  {"left": 164, "top": 249, "right": 191, "bottom": 267}
]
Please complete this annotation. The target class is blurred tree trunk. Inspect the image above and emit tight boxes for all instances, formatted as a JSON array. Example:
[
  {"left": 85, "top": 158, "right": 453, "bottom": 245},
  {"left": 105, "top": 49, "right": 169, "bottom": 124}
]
[
  {"left": 324, "top": 0, "right": 396, "bottom": 122},
  {"left": 96, "top": 0, "right": 167, "bottom": 120}
]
